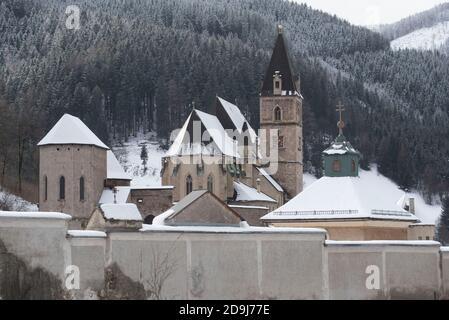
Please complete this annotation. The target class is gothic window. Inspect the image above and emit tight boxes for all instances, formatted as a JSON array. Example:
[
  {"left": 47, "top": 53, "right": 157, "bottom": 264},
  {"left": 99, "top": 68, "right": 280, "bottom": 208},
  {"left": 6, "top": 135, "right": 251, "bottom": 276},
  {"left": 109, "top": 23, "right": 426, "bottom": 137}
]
[
  {"left": 59, "top": 176, "right": 65, "bottom": 200},
  {"left": 278, "top": 136, "right": 285, "bottom": 148},
  {"left": 186, "top": 175, "right": 193, "bottom": 195},
  {"left": 332, "top": 160, "right": 341, "bottom": 173},
  {"left": 79, "top": 177, "right": 85, "bottom": 201},
  {"left": 274, "top": 106, "right": 282, "bottom": 121},
  {"left": 207, "top": 175, "right": 214, "bottom": 193},
  {"left": 351, "top": 160, "right": 356, "bottom": 173},
  {"left": 43, "top": 175, "right": 48, "bottom": 201}
]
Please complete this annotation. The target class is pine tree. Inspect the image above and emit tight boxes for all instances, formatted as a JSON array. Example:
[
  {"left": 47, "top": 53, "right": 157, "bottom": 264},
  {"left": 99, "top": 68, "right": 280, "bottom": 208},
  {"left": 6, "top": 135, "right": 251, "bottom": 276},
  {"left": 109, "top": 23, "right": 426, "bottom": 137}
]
[{"left": 437, "top": 195, "right": 449, "bottom": 245}]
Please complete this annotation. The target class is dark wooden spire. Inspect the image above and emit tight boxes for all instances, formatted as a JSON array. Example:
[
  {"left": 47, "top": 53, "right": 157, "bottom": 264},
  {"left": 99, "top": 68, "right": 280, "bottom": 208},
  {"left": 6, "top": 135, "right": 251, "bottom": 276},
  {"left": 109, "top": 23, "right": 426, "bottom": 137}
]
[{"left": 260, "top": 26, "right": 298, "bottom": 97}]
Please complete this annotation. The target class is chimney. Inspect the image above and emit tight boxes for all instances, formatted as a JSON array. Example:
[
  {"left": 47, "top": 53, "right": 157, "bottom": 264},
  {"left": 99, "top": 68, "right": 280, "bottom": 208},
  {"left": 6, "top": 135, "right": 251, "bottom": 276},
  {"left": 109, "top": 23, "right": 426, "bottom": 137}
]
[
  {"left": 256, "top": 178, "right": 261, "bottom": 193},
  {"left": 409, "top": 198, "right": 415, "bottom": 214}
]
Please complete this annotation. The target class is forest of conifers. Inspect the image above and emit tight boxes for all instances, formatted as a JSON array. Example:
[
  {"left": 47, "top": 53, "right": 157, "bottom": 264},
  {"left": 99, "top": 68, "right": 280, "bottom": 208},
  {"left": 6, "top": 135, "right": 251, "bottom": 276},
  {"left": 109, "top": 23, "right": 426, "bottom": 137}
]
[{"left": 0, "top": 0, "right": 448, "bottom": 203}]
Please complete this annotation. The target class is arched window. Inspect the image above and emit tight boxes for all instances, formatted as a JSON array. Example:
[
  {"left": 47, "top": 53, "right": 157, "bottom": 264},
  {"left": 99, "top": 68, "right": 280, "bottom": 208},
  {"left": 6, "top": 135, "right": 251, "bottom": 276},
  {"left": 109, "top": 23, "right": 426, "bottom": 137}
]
[
  {"left": 186, "top": 175, "right": 193, "bottom": 195},
  {"left": 332, "top": 160, "right": 341, "bottom": 173},
  {"left": 80, "top": 177, "right": 85, "bottom": 201},
  {"left": 351, "top": 160, "right": 356, "bottom": 173},
  {"left": 59, "top": 176, "right": 65, "bottom": 200},
  {"left": 274, "top": 106, "right": 282, "bottom": 121},
  {"left": 207, "top": 175, "right": 214, "bottom": 193},
  {"left": 43, "top": 175, "right": 48, "bottom": 201}
]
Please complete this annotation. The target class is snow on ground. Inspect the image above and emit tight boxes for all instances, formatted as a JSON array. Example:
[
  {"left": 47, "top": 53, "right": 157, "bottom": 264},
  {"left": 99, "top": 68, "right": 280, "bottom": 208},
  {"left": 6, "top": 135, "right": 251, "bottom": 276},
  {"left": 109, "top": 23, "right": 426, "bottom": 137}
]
[
  {"left": 111, "top": 132, "right": 166, "bottom": 187},
  {"left": 0, "top": 189, "right": 38, "bottom": 211},
  {"left": 303, "top": 173, "right": 318, "bottom": 190},
  {"left": 391, "top": 21, "right": 449, "bottom": 51}
]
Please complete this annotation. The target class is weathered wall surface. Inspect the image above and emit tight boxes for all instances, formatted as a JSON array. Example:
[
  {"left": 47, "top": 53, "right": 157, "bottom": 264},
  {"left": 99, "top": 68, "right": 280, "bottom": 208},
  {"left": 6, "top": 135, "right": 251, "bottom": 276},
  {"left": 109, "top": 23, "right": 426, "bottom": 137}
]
[
  {"left": 108, "top": 230, "right": 327, "bottom": 300},
  {"left": 326, "top": 241, "right": 441, "bottom": 300},
  {"left": 68, "top": 236, "right": 106, "bottom": 299},
  {"left": 1, "top": 214, "right": 449, "bottom": 300}
]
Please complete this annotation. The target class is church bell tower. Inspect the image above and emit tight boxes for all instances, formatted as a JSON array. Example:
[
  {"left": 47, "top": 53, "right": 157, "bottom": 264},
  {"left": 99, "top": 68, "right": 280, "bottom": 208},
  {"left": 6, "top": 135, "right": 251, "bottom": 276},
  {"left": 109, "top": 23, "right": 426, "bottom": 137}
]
[{"left": 260, "top": 25, "right": 303, "bottom": 200}]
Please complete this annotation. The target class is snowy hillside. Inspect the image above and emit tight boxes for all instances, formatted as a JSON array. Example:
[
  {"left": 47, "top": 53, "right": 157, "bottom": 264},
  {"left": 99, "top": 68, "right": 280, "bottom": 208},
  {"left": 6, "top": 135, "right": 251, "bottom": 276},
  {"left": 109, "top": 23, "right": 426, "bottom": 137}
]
[
  {"left": 391, "top": 21, "right": 449, "bottom": 51},
  {"left": 0, "top": 189, "right": 38, "bottom": 212},
  {"left": 111, "top": 132, "right": 166, "bottom": 187}
]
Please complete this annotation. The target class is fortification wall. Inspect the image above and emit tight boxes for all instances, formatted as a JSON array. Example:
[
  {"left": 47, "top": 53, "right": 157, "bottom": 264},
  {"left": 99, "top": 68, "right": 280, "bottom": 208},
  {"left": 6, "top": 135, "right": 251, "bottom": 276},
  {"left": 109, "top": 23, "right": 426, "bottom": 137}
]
[{"left": 1, "top": 214, "right": 448, "bottom": 300}]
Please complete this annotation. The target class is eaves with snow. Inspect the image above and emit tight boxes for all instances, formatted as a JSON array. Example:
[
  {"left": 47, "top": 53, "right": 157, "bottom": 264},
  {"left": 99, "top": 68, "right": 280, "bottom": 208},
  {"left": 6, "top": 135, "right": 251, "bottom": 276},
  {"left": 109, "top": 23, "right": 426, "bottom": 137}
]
[{"left": 262, "top": 174, "right": 419, "bottom": 223}]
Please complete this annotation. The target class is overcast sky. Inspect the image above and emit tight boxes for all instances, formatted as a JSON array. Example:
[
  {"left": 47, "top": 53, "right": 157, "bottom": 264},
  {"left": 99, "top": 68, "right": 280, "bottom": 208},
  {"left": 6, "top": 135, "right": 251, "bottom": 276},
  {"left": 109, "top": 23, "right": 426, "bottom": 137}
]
[{"left": 294, "top": 0, "right": 449, "bottom": 26}]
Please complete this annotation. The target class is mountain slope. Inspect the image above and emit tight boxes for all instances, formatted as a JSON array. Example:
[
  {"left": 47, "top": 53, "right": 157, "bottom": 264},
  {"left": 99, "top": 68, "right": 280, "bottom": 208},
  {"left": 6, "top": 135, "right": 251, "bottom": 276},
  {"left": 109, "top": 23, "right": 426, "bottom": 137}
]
[
  {"left": 391, "top": 21, "right": 449, "bottom": 51},
  {"left": 0, "top": 0, "right": 448, "bottom": 207},
  {"left": 378, "top": 2, "right": 449, "bottom": 40}
]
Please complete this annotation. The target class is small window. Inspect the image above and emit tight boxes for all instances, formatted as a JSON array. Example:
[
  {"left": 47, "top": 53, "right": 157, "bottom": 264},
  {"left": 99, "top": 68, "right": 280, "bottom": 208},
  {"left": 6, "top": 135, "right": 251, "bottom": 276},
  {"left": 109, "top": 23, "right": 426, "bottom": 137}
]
[
  {"left": 207, "top": 175, "right": 214, "bottom": 193},
  {"left": 278, "top": 136, "right": 284, "bottom": 148},
  {"left": 274, "top": 106, "right": 282, "bottom": 121},
  {"left": 79, "top": 177, "right": 85, "bottom": 201},
  {"left": 59, "top": 176, "right": 65, "bottom": 200},
  {"left": 275, "top": 81, "right": 280, "bottom": 89},
  {"left": 186, "top": 175, "right": 193, "bottom": 195},
  {"left": 418, "top": 236, "right": 423, "bottom": 241},
  {"left": 332, "top": 160, "right": 341, "bottom": 172},
  {"left": 426, "top": 237, "right": 430, "bottom": 241}
]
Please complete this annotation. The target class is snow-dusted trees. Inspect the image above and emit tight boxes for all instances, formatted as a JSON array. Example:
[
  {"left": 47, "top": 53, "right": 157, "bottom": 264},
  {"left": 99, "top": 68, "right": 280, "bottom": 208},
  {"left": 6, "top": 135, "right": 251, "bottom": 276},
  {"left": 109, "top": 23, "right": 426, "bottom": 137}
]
[{"left": 0, "top": 0, "right": 448, "bottom": 201}]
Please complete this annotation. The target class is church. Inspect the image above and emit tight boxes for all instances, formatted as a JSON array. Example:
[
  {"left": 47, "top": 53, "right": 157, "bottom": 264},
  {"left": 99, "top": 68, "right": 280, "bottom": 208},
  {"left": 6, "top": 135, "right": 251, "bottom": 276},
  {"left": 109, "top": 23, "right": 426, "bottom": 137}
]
[
  {"left": 34, "top": 26, "right": 433, "bottom": 240},
  {"left": 161, "top": 25, "right": 303, "bottom": 221}
]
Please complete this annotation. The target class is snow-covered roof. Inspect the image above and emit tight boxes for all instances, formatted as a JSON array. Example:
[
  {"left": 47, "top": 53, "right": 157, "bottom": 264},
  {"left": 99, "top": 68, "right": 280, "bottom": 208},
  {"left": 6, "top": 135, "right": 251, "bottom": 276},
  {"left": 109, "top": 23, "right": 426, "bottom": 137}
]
[
  {"left": 100, "top": 203, "right": 142, "bottom": 221},
  {"left": 141, "top": 224, "right": 326, "bottom": 235},
  {"left": 107, "top": 150, "right": 132, "bottom": 180},
  {"left": 234, "top": 182, "right": 277, "bottom": 203},
  {"left": 166, "top": 110, "right": 240, "bottom": 158},
  {"left": 326, "top": 240, "right": 440, "bottom": 247},
  {"left": 166, "top": 113, "right": 192, "bottom": 157},
  {"left": 99, "top": 187, "right": 131, "bottom": 204},
  {"left": 38, "top": 114, "right": 109, "bottom": 149},
  {"left": 195, "top": 110, "right": 240, "bottom": 158},
  {"left": 0, "top": 211, "right": 71, "bottom": 220},
  {"left": 257, "top": 167, "right": 284, "bottom": 192},
  {"left": 67, "top": 230, "right": 107, "bottom": 238},
  {"left": 323, "top": 134, "right": 359, "bottom": 156},
  {"left": 217, "top": 97, "right": 258, "bottom": 143},
  {"left": 262, "top": 176, "right": 419, "bottom": 222}
]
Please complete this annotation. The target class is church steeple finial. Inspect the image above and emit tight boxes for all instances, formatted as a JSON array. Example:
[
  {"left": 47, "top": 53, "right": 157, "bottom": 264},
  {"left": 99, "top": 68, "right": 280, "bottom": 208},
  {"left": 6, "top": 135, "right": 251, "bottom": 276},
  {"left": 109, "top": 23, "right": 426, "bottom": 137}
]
[
  {"left": 336, "top": 101, "right": 346, "bottom": 136},
  {"left": 277, "top": 24, "right": 283, "bottom": 34}
]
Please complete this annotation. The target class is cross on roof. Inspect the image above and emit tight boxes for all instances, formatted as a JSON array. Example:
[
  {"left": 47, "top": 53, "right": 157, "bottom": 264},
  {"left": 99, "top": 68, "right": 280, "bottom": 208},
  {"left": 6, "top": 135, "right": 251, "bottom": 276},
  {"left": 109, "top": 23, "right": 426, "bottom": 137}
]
[{"left": 336, "top": 101, "right": 346, "bottom": 135}]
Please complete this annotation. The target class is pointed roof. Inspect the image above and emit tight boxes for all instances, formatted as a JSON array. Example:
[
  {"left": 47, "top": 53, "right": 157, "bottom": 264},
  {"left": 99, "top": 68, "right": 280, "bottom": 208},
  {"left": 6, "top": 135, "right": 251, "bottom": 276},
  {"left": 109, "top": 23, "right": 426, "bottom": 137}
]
[
  {"left": 38, "top": 114, "right": 109, "bottom": 149},
  {"left": 261, "top": 29, "right": 298, "bottom": 96},
  {"left": 153, "top": 190, "right": 244, "bottom": 227},
  {"left": 216, "top": 97, "right": 258, "bottom": 143},
  {"left": 323, "top": 134, "right": 360, "bottom": 156},
  {"left": 165, "top": 109, "right": 240, "bottom": 158}
]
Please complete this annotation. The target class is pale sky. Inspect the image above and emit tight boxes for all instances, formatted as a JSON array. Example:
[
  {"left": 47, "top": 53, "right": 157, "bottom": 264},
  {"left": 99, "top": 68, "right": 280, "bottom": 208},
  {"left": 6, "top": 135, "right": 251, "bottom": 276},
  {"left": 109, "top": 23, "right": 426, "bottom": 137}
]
[{"left": 294, "top": 0, "right": 449, "bottom": 26}]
